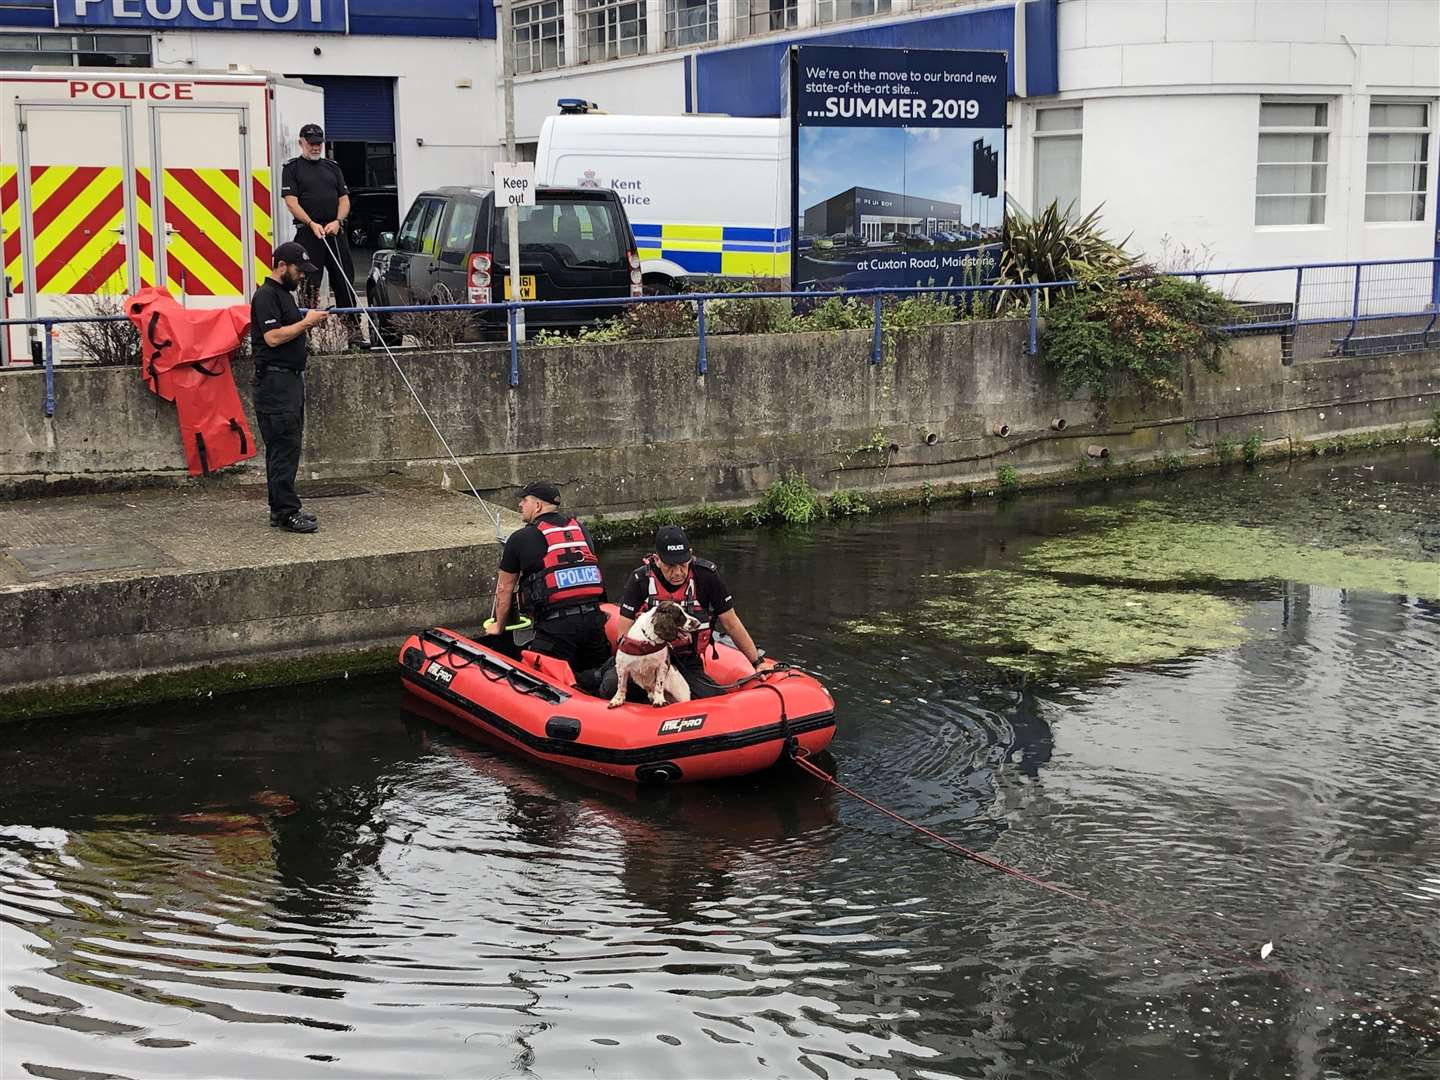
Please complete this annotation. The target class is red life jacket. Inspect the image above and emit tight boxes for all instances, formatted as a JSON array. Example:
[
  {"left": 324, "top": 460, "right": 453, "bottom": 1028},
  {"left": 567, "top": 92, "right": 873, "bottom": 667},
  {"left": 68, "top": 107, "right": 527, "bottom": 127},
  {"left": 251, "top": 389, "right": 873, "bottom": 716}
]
[
  {"left": 520, "top": 516, "right": 604, "bottom": 614},
  {"left": 638, "top": 554, "right": 712, "bottom": 655}
]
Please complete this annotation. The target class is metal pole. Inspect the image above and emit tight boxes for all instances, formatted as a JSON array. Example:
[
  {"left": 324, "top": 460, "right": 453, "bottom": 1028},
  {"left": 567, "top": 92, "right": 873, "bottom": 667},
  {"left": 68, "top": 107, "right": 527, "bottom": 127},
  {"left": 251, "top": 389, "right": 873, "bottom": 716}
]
[
  {"left": 42, "top": 320, "right": 55, "bottom": 417},
  {"left": 870, "top": 292, "right": 883, "bottom": 364},
  {"left": 1027, "top": 286, "right": 1039, "bottom": 355},
  {"left": 696, "top": 299, "right": 708, "bottom": 375},
  {"left": 498, "top": 0, "right": 525, "bottom": 344},
  {"left": 1341, "top": 262, "right": 1362, "bottom": 352},
  {"left": 508, "top": 305, "right": 520, "bottom": 386}
]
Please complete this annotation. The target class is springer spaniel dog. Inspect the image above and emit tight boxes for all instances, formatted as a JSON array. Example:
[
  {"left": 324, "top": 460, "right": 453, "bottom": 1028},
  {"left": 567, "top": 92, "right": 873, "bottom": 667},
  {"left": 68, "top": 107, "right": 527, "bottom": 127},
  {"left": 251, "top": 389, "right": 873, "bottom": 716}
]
[{"left": 609, "top": 601, "right": 702, "bottom": 708}]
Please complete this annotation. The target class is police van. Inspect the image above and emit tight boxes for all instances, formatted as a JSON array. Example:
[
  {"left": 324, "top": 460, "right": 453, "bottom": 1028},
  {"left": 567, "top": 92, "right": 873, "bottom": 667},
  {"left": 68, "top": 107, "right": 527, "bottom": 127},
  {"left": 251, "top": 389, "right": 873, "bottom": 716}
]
[
  {"left": 0, "top": 68, "right": 322, "bottom": 364},
  {"left": 534, "top": 107, "right": 786, "bottom": 293}
]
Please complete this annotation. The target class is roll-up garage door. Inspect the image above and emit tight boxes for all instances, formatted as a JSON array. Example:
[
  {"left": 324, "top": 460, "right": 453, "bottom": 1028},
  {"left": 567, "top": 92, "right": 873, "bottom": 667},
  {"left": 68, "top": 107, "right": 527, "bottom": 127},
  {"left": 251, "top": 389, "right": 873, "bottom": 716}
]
[{"left": 299, "top": 75, "right": 395, "bottom": 142}]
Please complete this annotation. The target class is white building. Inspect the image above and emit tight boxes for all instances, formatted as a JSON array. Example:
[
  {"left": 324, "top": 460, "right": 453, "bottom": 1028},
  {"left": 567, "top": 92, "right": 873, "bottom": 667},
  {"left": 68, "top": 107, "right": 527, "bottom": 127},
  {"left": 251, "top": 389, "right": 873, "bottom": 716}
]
[
  {"left": 506, "top": 0, "right": 1439, "bottom": 299},
  {"left": 3, "top": 1, "right": 1436, "bottom": 300}
]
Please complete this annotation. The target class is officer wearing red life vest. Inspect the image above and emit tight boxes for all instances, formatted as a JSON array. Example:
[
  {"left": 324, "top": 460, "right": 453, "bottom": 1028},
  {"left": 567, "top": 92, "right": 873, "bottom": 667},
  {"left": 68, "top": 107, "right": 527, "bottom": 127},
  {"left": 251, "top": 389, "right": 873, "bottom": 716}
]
[
  {"left": 611, "top": 524, "right": 763, "bottom": 700},
  {"left": 485, "top": 480, "right": 611, "bottom": 683}
]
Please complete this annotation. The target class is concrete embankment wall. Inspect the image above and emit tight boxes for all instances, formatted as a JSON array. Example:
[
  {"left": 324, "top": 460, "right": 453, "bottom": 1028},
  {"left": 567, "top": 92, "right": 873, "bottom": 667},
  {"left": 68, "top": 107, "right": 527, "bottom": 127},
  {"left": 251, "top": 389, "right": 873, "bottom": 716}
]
[{"left": 2, "top": 323, "right": 1437, "bottom": 507}]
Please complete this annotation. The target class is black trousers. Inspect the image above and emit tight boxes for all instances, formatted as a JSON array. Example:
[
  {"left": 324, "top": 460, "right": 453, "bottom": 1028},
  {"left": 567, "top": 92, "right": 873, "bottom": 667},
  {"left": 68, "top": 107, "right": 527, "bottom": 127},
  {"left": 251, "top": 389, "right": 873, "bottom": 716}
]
[
  {"left": 254, "top": 368, "right": 305, "bottom": 516},
  {"left": 532, "top": 610, "right": 612, "bottom": 690},
  {"left": 294, "top": 227, "right": 358, "bottom": 307}
]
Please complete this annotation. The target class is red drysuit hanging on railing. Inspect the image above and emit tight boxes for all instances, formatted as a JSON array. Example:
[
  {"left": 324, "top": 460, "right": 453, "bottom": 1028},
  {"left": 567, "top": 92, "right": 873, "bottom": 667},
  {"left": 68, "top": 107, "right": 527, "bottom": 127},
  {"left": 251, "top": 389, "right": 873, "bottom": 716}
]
[{"left": 126, "top": 287, "right": 256, "bottom": 477}]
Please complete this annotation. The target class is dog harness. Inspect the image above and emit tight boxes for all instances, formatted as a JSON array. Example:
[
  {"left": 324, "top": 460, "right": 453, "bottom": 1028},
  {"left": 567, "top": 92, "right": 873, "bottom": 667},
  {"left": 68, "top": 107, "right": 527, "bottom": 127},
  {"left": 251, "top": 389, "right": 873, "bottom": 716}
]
[
  {"left": 520, "top": 516, "right": 605, "bottom": 614},
  {"left": 639, "top": 554, "right": 714, "bottom": 656}
]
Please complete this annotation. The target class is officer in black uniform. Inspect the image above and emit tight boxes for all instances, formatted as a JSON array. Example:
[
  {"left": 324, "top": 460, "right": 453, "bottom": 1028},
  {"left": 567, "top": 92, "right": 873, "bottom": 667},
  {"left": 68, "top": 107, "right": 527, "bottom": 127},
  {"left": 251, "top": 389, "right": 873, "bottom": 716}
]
[
  {"left": 279, "top": 124, "right": 358, "bottom": 313},
  {"left": 485, "top": 481, "right": 612, "bottom": 687},
  {"left": 604, "top": 524, "right": 764, "bottom": 700},
  {"left": 251, "top": 241, "right": 329, "bottom": 533}
]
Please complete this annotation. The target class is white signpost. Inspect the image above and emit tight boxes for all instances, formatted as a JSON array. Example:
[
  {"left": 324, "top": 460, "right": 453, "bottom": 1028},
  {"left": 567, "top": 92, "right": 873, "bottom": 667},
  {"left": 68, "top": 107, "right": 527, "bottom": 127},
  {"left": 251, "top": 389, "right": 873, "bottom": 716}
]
[{"left": 493, "top": 161, "right": 535, "bottom": 344}]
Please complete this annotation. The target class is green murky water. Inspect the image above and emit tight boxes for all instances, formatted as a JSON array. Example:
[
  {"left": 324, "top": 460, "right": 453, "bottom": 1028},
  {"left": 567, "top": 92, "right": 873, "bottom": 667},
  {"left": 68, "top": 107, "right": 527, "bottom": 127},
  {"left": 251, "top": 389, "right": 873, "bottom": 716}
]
[{"left": 2, "top": 446, "right": 1438, "bottom": 1080}]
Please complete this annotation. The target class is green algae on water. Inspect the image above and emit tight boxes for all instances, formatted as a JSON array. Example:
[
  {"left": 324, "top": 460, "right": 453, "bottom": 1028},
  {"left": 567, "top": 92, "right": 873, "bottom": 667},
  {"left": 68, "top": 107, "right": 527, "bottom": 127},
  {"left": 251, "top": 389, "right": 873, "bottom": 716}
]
[
  {"left": 1024, "top": 516, "right": 1440, "bottom": 600},
  {"left": 849, "top": 570, "right": 1250, "bottom": 675}
]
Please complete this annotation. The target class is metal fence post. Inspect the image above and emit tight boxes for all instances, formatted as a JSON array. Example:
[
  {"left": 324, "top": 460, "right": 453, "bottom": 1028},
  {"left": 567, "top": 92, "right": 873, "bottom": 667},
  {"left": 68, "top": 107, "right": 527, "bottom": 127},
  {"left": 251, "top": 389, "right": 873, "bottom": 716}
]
[
  {"left": 508, "top": 305, "right": 520, "bottom": 387},
  {"left": 1291, "top": 265, "right": 1304, "bottom": 333},
  {"left": 696, "top": 299, "right": 708, "bottom": 375},
  {"left": 42, "top": 321, "right": 55, "bottom": 417},
  {"left": 1027, "top": 287, "right": 1039, "bottom": 355},
  {"left": 1341, "top": 263, "right": 1362, "bottom": 352},
  {"left": 870, "top": 292, "right": 883, "bottom": 364}
]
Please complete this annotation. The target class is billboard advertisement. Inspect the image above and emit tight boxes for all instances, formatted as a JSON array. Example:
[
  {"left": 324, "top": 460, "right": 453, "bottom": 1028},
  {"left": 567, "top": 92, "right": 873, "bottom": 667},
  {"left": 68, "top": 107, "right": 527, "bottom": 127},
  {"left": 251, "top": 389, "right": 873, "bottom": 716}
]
[{"left": 789, "top": 45, "right": 1007, "bottom": 292}]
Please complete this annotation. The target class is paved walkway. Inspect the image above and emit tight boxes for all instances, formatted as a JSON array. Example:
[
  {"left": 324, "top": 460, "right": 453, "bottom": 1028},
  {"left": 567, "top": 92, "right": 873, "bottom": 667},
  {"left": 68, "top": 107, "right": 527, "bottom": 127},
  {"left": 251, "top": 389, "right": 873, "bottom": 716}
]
[
  {"left": 0, "top": 477, "right": 516, "bottom": 591},
  {"left": 0, "top": 478, "right": 518, "bottom": 711}
]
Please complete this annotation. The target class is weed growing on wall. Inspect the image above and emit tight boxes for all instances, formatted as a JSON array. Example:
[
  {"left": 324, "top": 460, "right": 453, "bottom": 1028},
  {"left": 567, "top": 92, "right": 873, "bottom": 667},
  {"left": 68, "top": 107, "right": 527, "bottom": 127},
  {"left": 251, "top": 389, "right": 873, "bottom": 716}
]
[
  {"left": 1040, "top": 276, "right": 1242, "bottom": 401},
  {"left": 754, "top": 469, "right": 822, "bottom": 525}
]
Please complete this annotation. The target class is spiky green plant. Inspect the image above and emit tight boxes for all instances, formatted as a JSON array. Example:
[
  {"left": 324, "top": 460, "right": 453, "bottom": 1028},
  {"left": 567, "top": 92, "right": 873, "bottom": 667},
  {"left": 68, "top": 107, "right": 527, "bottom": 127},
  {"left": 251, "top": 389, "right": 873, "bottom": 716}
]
[{"left": 998, "top": 202, "right": 1137, "bottom": 310}]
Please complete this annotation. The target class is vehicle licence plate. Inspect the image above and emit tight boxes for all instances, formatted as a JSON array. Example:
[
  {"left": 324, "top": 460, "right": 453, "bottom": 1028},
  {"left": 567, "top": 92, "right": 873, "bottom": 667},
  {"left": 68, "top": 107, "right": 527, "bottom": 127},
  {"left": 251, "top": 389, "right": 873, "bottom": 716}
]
[{"left": 503, "top": 275, "right": 537, "bottom": 300}]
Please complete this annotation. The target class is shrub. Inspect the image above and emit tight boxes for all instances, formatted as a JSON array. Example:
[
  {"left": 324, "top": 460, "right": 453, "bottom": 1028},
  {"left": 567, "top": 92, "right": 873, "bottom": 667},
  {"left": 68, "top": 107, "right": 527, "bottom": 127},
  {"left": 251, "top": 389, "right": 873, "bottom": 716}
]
[
  {"left": 998, "top": 202, "right": 1137, "bottom": 310},
  {"left": 825, "top": 489, "right": 870, "bottom": 517},
  {"left": 532, "top": 317, "right": 630, "bottom": 345},
  {"left": 624, "top": 299, "right": 696, "bottom": 339},
  {"left": 1039, "top": 276, "right": 1242, "bottom": 400},
  {"left": 59, "top": 295, "right": 140, "bottom": 366},
  {"left": 800, "top": 295, "right": 873, "bottom": 332},
  {"left": 390, "top": 288, "right": 476, "bottom": 349},
  {"left": 884, "top": 292, "right": 961, "bottom": 330},
  {"left": 997, "top": 464, "right": 1019, "bottom": 490},
  {"left": 1242, "top": 430, "right": 1263, "bottom": 466},
  {"left": 707, "top": 295, "right": 794, "bottom": 335},
  {"left": 754, "top": 468, "right": 821, "bottom": 525}
]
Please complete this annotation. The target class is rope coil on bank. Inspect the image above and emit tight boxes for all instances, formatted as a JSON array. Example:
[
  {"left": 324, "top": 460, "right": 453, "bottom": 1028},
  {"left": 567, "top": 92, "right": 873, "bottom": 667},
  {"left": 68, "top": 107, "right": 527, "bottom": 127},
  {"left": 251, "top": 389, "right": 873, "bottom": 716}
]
[
  {"left": 320, "top": 234, "right": 507, "bottom": 541},
  {"left": 788, "top": 747, "right": 1440, "bottom": 1042}
]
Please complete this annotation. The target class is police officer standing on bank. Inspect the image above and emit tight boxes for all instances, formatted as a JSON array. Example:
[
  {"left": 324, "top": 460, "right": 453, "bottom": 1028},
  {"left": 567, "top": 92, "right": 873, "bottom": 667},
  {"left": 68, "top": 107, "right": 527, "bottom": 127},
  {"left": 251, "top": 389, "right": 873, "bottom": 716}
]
[
  {"left": 280, "top": 124, "right": 359, "bottom": 317},
  {"left": 252, "top": 242, "right": 329, "bottom": 533}
]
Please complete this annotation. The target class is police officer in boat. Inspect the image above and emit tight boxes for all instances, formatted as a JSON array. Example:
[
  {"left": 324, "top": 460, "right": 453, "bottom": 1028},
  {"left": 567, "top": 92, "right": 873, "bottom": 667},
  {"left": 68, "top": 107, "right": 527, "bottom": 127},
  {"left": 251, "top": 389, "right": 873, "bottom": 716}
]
[
  {"left": 485, "top": 481, "right": 612, "bottom": 686},
  {"left": 606, "top": 524, "right": 764, "bottom": 700}
]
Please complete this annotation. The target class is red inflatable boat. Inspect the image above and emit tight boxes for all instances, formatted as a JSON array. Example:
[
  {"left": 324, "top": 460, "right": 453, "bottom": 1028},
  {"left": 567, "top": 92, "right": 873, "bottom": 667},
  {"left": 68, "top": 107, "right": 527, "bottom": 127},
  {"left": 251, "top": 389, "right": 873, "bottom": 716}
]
[{"left": 398, "top": 606, "right": 836, "bottom": 783}]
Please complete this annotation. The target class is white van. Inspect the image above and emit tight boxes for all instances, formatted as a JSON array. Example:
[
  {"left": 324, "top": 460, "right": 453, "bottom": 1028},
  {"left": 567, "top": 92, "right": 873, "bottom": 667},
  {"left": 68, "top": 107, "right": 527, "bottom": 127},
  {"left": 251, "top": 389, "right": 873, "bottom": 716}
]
[{"left": 534, "top": 112, "right": 786, "bottom": 292}]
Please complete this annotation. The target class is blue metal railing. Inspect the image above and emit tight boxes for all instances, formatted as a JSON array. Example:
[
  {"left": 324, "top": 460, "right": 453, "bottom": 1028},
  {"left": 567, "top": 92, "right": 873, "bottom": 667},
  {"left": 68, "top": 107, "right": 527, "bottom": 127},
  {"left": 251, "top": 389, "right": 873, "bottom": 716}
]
[{"left": 3, "top": 258, "right": 1436, "bottom": 416}]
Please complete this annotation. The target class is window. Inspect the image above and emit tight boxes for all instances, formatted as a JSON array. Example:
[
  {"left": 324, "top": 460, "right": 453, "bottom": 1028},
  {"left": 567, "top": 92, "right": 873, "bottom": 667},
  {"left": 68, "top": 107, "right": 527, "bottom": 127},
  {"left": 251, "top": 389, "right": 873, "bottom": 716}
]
[
  {"left": 1033, "top": 105, "right": 1082, "bottom": 216},
  {"left": 397, "top": 197, "right": 444, "bottom": 255},
  {"left": 736, "top": 0, "right": 797, "bottom": 35},
  {"left": 577, "top": 0, "right": 646, "bottom": 63},
  {"left": 493, "top": 199, "right": 628, "bottom": 269},
  {"left": 1366, "top": 99, "right": 1430, "bottom": 223},
  {"left": 1256, "top": 100, "right": 1329, "bottom": 226},
  {"left": 0, "top": 31, "right": 150, "bottom": 69},
  {"left": 513, "top": 0, "right": 564, "bottom": 74},
  {"left": 666, "top": 0, "right": 717, "bottom": 47},
  {"left": 440, "top": 201, "right": 481, "bottom": 262},
  {"left": 816, "top": 0, "right": 892, "bottom": 24}
]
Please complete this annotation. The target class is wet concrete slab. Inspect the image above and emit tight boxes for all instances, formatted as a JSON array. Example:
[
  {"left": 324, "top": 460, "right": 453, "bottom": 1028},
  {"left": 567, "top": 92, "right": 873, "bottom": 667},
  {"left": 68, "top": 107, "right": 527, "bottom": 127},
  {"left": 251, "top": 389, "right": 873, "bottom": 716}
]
[{"left": 0, "top": 478, "right": 517, "bottom": 717}]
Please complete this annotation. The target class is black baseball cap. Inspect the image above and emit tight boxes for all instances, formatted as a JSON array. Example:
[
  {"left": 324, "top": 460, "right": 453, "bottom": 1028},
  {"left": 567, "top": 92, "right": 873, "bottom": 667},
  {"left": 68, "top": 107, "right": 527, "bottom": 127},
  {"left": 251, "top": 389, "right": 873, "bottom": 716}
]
[
  {"left": 299, "top": 123, "right": 325, "bottom": 144},
  {"left": 655, "top": 525, "right": 691, "bottom": 565},
  {"left": 272, "top": 241, "right": 318, "bottom": 272},
  {"left": 518, "top": 480, "right": 560, "bottom": 504}
]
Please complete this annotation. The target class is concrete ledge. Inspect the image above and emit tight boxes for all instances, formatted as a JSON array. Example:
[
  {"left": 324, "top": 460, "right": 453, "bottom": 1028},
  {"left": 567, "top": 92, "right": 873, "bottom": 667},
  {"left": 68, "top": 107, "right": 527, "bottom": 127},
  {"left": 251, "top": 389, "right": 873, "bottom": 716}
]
[{"left": 0, "top": 477, "right": 509, "bottom": 715}]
